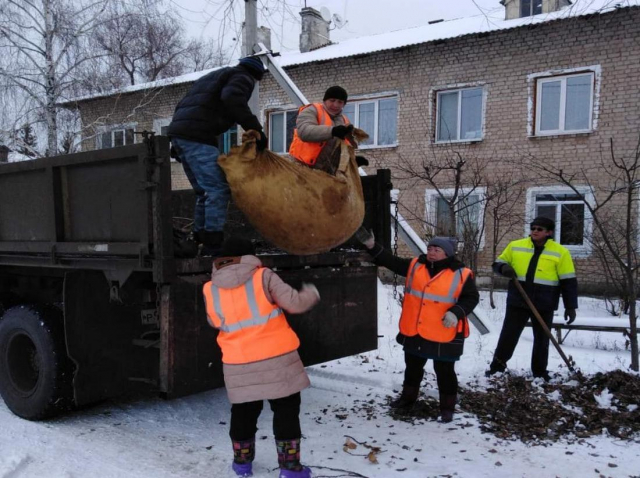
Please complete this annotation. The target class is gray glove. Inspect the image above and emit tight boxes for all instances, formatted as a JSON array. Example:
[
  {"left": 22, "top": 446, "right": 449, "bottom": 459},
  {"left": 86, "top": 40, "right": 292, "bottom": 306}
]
[
  {"left": 354, "top": 226, "right": 375, "bottom": 249},
  {"left": 442, "top": 311, "right": 458, "bottom": 328},
  {"left": 301, "top": 282, "right": 320, "bottom": 301},
  {"left": 501, "top": 264, "right": 516, "bottom": 279}
]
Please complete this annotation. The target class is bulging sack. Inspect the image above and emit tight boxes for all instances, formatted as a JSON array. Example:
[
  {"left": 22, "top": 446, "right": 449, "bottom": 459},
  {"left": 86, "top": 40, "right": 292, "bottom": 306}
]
[{"left": 218, "top": 130, "right": 365, "bottom": 255}]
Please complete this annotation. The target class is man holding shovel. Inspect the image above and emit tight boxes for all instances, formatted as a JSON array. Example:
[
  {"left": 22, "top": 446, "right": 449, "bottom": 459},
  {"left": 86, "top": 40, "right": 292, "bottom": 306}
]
[{"left": 486, "top": 216, "right": 578, "bottom": 381}]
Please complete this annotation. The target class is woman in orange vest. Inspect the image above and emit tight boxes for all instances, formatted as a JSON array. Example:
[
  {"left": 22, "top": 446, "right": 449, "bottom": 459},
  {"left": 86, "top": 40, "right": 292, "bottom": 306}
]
[
  {"left": 356, "top": 231, "right": 479, "bottom": 422},
  {"left": 203, "top": 237, "right": 320, "bottom": 478}
]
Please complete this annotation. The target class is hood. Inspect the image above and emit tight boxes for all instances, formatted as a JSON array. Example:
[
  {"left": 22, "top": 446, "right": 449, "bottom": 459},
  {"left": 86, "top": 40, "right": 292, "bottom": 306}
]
[{"left": 210, "top": 255, "right": 262, "bottom": 288}]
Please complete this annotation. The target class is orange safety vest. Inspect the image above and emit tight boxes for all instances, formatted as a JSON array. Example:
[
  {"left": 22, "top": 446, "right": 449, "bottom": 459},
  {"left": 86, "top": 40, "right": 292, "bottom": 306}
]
[
  {"left": 202, "top": 267, "right": 300, "bottom": 364},
  {"left": 288, "top": 103, "right": 350, "bottom": 166},
  {"left": 399, "top": 258, "right": 472, "bottom": 343}
]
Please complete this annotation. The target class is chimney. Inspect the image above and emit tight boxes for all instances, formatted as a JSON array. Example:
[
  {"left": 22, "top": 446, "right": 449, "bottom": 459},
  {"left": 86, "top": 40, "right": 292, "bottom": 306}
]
[
  {"left": 299, "top": 7, "right": 331, "bottom": 53},
  {"left": 0, "top": 145, "right": 9, "bottom": 163}
]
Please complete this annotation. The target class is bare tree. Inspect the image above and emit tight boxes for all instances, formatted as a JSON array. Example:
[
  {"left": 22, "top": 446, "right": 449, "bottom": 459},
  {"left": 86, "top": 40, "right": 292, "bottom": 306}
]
[
  {"left": 527, "top": 137, "right": 640, "bottom": 371},
  {"left": 0, "top": 0, "right": 110, "bottom": 156}
]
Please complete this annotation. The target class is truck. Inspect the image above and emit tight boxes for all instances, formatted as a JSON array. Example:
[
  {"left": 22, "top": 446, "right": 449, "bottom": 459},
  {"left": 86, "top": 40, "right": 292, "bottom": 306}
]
[{"left": 0, "top": 135, "right": 392, "bottom": 420}]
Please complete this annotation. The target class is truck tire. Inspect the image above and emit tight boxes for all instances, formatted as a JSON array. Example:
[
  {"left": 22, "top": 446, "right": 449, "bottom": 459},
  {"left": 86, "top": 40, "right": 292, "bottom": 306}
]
[{"left": 0, "top": 305, "right": 73, "bottom": 420}]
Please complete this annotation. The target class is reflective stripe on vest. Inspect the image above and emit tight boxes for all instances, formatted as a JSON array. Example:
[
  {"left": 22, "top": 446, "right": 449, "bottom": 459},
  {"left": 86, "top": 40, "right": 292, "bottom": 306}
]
[
  {"left": 404, "top": 260, "right": 462, "bottom": 304},
  {"left": 288, "top": 103, "right": 350, "bottom": 166}
]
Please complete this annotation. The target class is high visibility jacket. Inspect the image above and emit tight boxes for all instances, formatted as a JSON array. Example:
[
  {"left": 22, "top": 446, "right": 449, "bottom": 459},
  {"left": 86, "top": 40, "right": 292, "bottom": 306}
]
[
  {"left": 495, "top": 237, "right": 578, "bottom": 311},
  {"left": 202, "top": 268, "right": 300, "bottom": 364},
  {"left": 399, "top": 258, "right": 472, "bottom": 343},
  {"left": 288, "top": 103, "right": 350, "bottom": 166}
]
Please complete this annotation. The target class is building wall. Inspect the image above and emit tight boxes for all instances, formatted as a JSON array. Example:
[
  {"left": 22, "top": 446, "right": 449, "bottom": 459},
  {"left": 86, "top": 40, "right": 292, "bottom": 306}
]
[{"left": 76, "top": 7, "right": 640, "bottom": 284}]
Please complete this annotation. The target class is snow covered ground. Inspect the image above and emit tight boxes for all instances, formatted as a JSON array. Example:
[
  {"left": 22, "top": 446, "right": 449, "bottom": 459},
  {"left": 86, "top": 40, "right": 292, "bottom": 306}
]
[{"left": 1, "top": 283, "right": 639, "bottom": 478}]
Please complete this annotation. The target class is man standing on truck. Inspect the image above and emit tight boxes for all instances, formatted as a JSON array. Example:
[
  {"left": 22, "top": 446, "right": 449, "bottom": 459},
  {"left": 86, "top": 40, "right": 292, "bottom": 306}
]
[
  {"left": 486, "top": 216, "right": 578, "bottom": 381},
  {"left": 168, "top": 56, "right": 268, "bottom": 256}
]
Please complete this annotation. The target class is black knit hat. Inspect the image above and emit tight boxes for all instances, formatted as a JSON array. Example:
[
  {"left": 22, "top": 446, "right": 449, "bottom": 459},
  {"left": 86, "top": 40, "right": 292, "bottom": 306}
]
[
  {"left": 238, "top": 56, "right": 265, "bottom": 79},
  {"left": 323, "top": 85, "right": 348, "bottom": 102},
  {"left": 530, "top": 216, "right": 555, "bottom": 231},
  {"left": 221, "top": 237, "right": 256, "bottom": 257}
]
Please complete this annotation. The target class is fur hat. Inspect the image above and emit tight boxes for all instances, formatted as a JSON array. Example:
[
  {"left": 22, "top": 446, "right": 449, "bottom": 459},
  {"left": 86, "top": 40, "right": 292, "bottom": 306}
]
[
  {"left": 323, "top": 85, "right": 348, "bottom": 102},
  {"left": 221, "top": 237, "right": 256, "bottom": 257},
  {"left": 530, "top": 216, "right": 555, "bottom": 231},
  {"left": 427, "top": 237, "right": 456, "bottom": 257},
  {"left": 238, "top": 56, "right": 265, "bottom": 79}
]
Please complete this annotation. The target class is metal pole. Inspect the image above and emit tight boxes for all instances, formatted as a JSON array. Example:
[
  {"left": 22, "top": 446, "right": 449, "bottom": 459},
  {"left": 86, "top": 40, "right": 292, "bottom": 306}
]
[{"left": 244, "top": 0, "right": 259, "bottom": 115}]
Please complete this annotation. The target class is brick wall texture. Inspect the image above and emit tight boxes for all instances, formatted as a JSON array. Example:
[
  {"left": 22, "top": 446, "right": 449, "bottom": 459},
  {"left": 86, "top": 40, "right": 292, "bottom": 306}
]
[{"left": 76, "top": 7, "right": 640, "bottom": 286}]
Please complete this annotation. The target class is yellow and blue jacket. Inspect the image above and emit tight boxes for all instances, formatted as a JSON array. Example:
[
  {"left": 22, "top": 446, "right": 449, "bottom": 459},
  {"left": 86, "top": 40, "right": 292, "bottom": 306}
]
[{"left": 493, "top": 237, "right": 578, "bottom": 312}]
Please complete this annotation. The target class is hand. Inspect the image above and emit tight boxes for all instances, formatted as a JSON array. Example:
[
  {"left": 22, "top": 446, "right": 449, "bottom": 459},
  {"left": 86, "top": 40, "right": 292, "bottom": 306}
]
[
  {"left": 301, "top": 282, "right": 320, "bottom": 301},
  {"left": 256, "top": 130, "right": 268, "bottom": 151},
  {"left": 442, "top": 311, "right": 458, "bottom": 328},
  {"left": 355, "top": 156, "right": 369, "bottom": 167},
  {"left": 501, "top": 264, "right": 516, "bottom": 279},
  {"left": 331, "top": 124, "right": 354, "bottom": 139},
  {"left": 564, "top": 308, "right": 576, "bottom": 325},
  {"left": 354, "top": 226, "right": 375, "bottom": 249}
]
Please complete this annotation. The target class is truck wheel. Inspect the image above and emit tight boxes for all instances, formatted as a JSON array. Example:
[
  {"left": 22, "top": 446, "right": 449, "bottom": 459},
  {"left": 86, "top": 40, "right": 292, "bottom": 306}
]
[{"left": 0, "top": 305, "right": 73, "bottom": 420}]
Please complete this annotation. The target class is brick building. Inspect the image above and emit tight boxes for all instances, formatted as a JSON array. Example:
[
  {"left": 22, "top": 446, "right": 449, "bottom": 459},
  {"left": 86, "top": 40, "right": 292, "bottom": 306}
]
[{"left": 67, "top": 1, "right": 640, "bottom": 286}]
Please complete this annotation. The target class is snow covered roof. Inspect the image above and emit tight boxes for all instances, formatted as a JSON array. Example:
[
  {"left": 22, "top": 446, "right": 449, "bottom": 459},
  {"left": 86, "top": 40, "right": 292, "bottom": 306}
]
[{"left": 64, "top": 0, "right": 639, "bottom": 104}]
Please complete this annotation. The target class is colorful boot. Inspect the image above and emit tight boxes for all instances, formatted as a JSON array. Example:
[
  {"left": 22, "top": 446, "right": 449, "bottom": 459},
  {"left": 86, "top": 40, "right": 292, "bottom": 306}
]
[
  {"left": 439, "top": 394, "right": 457, "bottom": 423},
  {"left": 231, "top": 438, "right": 255, "bottom": 477},
  {"left": 276, "top": 438, "right": 311, "bottom": 478}
]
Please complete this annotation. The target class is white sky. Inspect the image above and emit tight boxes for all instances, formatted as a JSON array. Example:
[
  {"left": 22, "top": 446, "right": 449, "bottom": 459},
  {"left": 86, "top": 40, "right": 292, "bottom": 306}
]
[{"left": 169, "top": 0, "right": 501, "bottom": 57}]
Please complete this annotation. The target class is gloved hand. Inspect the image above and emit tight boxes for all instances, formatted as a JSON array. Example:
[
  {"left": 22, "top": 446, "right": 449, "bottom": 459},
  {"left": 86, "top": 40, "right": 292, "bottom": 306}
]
[
  {"left": 442, "top": 311, "right": 458, "bottom": 328},
  {"left": 354, "top": 226, "right": 375, "bottom": 249},
  {"left": 256, "top": 130, "right": 268, "bottom": 151},
  {"left": 301, "top": 282, "right": 320, "bottom": 301},
  {"left": 355, "top": 156, "right": 369, "bottom": 167},
  {"left": 501, "top": 264, "right": 516, "bottom": 279},
  {"left": 331, "top": 124, "right": 354, "bottom": 139},
  {"left": 564, "top": 308, "right": 576, "bottom": 324}
]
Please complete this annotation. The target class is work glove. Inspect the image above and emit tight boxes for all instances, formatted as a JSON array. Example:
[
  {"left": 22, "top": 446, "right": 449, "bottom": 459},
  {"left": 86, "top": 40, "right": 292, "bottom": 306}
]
[
  {"left": 255, "top": 130, "right": 268, "bottom": 151},
  {"left": 354, "top": 226, "right": 375, "bottom": 249},
  {"left": 355, "top": 156, "right": 369, "bottom": 167},
  {"left": 501, "top": 264, "right": 516, "bottom": 279},
  {"left": 564, "top": 308, "right": 576, "bottom": 325},
  {"left": 301, "top": 282, "right": 320, "bottom": 301},
  {"left": 442, "top": 311, "right": 458, "bottom": 328},
  {"left": 331, "top": 124, "right": 354, "bottom": 140}
]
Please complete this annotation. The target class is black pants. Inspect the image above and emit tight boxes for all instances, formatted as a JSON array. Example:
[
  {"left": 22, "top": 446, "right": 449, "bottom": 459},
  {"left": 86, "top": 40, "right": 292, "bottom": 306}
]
[
  {"left": 403, "top": 352, "right": 458, "bottom": 395},
  {"left": 229, "top": 392, "right": 301, "bottom": 441},
  {"left": 492, "top": 305, "right": 554, "bottom": 376}
]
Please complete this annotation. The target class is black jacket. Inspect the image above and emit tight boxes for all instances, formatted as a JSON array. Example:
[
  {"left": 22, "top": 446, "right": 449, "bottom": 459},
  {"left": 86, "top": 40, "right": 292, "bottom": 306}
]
[
  {"left": 168, "top": 66, "right": 262, "bottom": 146},
  {"left": 368, "top": 243, "right": 480, "bottom": 360}
]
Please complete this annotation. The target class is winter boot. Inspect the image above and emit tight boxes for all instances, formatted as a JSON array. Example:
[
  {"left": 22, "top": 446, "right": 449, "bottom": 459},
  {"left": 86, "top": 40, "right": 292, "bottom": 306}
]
[
  {"left": 231, "top": 438, "right": 255, "bottom": 477},
  {"left": 276, "top": 438, "right": 311, "bottom": 478},
  {"left": 389, "top": 386, "right": 420, "bottom": 409},
  {"left": 200, "top": 231, "right": 224, "bottom": 257},
  {"left": 484, "top": 357, "right": 507, "bottom": 377},
  {"left": 439, "top": 394, "right": 457, "bottom": 423}
]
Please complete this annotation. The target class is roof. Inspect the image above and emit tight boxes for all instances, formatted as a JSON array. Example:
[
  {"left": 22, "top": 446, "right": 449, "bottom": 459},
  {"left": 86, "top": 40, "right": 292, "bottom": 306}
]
[{"left": 64, "top": 0, "right": 639, "bottom": 104}]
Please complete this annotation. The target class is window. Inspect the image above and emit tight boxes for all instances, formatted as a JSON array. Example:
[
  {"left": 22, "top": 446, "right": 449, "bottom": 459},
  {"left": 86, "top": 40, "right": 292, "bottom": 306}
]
[
  {"left": 269, "top": 109, "right": 298, "bottom": 153},
  {"left": 425, "top": 188, "right": 486, "bottom": 246},
  {"left": 527, "top": 186, "right": 593, "bottom": 255},
  {"left": 153, "top": 118, "right": 171, "bottom": 136},
  {"left": 217, "top": 126, "right": 238, "bottom": 154},
  {"left": 535, "top": 72, "right": 594, "bottom": 135},
  {"left": 342, "top": 96, "right": 398, "bottom": 148},
  {"left": 99, "top": 126, "right": 135, "bottom": 149},
  {"left": 435, "top": 87, "right": 484, "bottom": 143},
  {"left": 521, "top": 0, "right": 542, "bottom": 17}
]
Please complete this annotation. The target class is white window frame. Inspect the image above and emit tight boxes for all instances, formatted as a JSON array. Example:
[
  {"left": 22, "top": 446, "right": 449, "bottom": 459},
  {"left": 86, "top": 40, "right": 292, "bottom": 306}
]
[
  {"left": 342, "top": 95, "right": 399, "bottom": 149},
  {"left": 268, "top": 108, "right": 297, "bottom": 154},
  {"left": 528, "top": 65, "right": 601, "bottom": 137},
  {"left": 521, "top": 0, "right": 543, "bottom": 17},
  {"left": 424, "top": 187, "right": 487, "bottom": 249},
  {"left": 153, "top": 117, "right": 171, "bottom": 136},
  {"left": 434, "top": 86, "right": 486, "bottom": 144},
  {"left": 96, "top": 123, "right": 137, "bottom": 149},
  {"left": 525, "top": 185, "right": 594, "bottom": 257}
]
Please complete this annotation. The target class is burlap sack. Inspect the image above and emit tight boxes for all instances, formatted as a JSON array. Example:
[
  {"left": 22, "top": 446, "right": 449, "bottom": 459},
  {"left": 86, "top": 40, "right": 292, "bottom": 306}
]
[{"left": 218, "top": 130, "right": 365, "bottom": 255}]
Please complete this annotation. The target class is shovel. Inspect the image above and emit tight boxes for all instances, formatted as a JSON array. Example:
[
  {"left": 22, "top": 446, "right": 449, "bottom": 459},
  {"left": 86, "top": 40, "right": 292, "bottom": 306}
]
[{"left": 511, "top": 278, "right": 578, "bottom": 375}]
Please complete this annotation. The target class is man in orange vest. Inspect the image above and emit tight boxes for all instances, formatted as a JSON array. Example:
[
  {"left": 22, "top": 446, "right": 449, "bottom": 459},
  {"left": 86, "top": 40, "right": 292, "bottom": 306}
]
[
  {"left": 357, "top": 231, "right": 479, "bottom": 422},
  {"left": 289, "top": 86, "right": 368, "bottom": 174},
  {"left": 203, "top": 237, "right": 320, "bottom": 478}
]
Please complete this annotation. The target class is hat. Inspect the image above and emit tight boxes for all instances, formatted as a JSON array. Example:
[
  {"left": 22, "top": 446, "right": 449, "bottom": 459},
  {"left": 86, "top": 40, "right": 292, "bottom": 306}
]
[
  {"left": 427, "top": 237, "right": 456, "bottom": 257},
  {"left": 238, "top": 56, "right": 265, "bottom": 79},
  {"left": 323, "top": 85, "right": 348, "bottom": 102},
  {"left": 530, "top": 216, "right": 555, "bottom": 231},
  {"left": 221, "top": 237, "right": 256, "bottom": 257}
]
